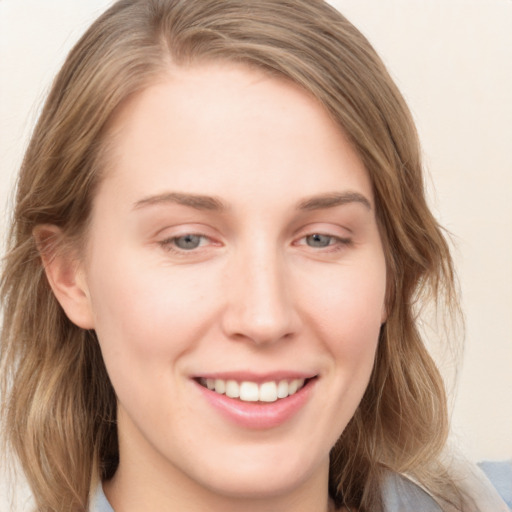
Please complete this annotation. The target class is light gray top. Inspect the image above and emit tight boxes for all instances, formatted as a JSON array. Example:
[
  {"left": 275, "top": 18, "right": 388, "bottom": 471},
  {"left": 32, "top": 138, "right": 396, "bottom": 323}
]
[{"left": 89, "top": 460, "right": 512, "bottom": 512}]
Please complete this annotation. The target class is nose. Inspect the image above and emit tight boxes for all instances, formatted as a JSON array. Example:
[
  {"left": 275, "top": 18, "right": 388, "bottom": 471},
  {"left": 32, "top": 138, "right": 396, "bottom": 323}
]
[{"left": 220, "top": 248, "right": 301, "bottom": 346}]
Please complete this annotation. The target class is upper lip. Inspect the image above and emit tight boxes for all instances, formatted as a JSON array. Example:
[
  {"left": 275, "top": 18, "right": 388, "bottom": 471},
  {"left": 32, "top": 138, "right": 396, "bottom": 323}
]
[{"left": 192, "top": 371, "right": 318, "bottom": 383}]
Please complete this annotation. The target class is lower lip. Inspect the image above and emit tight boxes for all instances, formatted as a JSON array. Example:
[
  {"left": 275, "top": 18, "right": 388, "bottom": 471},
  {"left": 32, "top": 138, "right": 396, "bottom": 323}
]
[{"left": 194, "top": 379, "right": 316, "bottom": 430}]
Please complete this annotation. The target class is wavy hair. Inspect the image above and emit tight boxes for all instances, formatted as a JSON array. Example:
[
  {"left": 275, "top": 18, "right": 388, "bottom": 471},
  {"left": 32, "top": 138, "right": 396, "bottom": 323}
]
[{"left": 1, "top": 1, "right": 460, "bottom": 510}]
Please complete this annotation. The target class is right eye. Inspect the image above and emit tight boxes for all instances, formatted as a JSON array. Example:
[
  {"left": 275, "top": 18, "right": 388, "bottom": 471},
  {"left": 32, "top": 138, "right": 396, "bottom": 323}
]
[
  {"left": 159, "top": 234, "right": 210, "bottom": 252},
  {"left": 304, "top": 233, "right": 335, "bottom": 248}
]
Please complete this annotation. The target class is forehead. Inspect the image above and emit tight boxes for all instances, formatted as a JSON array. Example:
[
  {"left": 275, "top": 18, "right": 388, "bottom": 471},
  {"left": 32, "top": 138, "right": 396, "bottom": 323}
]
[{"left": 99, "top": 61, "right": 372, "bottom": 209}]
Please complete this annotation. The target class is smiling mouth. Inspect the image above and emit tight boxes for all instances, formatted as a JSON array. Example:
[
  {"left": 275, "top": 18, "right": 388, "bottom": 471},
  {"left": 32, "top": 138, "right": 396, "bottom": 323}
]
[{"left": 196, "top": 377, "right": 314, "bottom": 403}]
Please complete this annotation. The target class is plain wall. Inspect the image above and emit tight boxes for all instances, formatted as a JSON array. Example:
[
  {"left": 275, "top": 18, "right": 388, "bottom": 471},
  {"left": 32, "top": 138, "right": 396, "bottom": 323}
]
[{"left": 1, "top": 0, "right": 511, "bottom": 509}]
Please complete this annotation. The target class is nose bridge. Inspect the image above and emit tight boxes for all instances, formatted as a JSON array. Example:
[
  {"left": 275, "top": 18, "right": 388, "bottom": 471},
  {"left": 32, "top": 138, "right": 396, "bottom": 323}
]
[{"left": 222, "top": 239, "right": 298, "bottom": 344}]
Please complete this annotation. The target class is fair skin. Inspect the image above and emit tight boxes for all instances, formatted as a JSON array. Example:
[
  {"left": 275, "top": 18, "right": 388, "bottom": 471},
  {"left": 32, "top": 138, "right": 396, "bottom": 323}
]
[{"left": 42, "top": 62, "right": 386, "bottom": 512}]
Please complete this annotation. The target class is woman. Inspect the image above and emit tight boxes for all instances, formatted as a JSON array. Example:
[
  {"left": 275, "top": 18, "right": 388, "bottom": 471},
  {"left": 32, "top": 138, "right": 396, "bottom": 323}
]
[{"left": 0, "top": 1, "right": 509, "bottom": 511}]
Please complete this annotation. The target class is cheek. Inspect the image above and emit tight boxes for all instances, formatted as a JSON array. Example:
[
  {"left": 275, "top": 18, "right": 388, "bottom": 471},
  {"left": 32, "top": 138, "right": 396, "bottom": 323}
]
[
  {"left": 85, "top": 262, "right": 223, "bottom": 425},
  {"left": 302, "top": 262, "right": 386, "bottom": 342},
  {"left": 299, "top": 257, "right": 386, "bottom": 403},
  {"left": 85, "top": 248, "right": 219, "bottom": 372}
]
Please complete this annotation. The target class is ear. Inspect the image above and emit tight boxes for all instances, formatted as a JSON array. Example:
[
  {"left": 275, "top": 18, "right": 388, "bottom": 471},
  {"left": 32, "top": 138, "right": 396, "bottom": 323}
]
[{"left": 33, "top": 225, "right": 95, "bottom": 329}]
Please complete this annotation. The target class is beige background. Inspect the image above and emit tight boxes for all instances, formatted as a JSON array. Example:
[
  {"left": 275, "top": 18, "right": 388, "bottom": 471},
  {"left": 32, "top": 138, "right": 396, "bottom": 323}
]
[{"left": 1, "top": 0, "right": 511, "bottom": 509}]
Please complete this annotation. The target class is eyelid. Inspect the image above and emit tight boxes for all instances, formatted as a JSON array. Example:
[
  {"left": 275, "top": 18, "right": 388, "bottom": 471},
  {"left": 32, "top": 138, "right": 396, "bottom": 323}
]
[
  {"left": 153, "top": 221, "right": 214, "bottom": 237},
  {"left": 155, "top": 223, "right": 223, "bottom": 254},
  {"left": 159, "top": 231, "right": 215, "bottom": 244},
  {"left": 292, "top": 222, "right": 352, "bottom": 240},
  {"left": 291, "top": 223, "right": 354, "bottom": 255},
  {"left": 169, "top": 233, "right": 209, "bottom": 247}
]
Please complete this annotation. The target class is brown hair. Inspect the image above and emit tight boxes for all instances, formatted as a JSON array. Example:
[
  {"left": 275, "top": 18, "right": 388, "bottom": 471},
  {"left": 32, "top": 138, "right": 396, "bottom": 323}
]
[{"left": 1, "top": 1, "right": 460, "bottom": 510}]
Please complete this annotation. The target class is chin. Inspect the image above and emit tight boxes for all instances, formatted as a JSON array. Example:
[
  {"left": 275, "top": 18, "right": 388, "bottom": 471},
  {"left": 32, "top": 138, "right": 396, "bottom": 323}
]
[{"left": 187, "top": 447, "right": 327, "bottom": 501}]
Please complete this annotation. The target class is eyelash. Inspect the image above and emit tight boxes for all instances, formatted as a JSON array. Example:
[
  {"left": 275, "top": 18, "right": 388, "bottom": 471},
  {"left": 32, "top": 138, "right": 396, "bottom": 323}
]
[
  {"left": 158, "top": 234, "right": 212, "bottom": 254},
  {"left": 158, "top": 232, "right": 352, "bottom": 255},
  {"left": 295, "top": 233, "right": 353, "bottom": 252}
]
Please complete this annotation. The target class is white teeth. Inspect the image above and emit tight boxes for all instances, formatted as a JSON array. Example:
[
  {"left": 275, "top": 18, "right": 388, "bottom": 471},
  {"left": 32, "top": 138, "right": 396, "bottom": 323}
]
[
  {"left": 201, "top": 377, "right": 307, "bottom": 402},
  {"left": 240, "top": 381, "right": 259, "bottom": 401},
  {"left": 277, "top": 380, "right": 289, "bottom": 399},
  {"left": 214, "top": 379, "right": 226, "bottom": 394},
  {"left": 225, "top": 380, "right": 240, "bottom": 398},
  {"left": 259, "top": 381, "right": 278, "bottom": 402},
  {"left": 288, "top": 379, "right": 299, "bottom": 394}
]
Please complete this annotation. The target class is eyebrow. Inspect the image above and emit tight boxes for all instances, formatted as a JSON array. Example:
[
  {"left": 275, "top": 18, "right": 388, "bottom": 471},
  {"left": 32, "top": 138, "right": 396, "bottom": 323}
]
[
  {"left": 132, "top": 190, "right": 372, "bottom": 213},
  {"left": 133, "top": 192, "right": 227, "bottom": 211},
  {"left": 296, "top": 192, "right": 372, "bottom": 211}
]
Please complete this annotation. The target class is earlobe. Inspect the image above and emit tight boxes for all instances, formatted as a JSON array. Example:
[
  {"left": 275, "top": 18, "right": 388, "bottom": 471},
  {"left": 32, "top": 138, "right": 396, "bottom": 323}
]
[{"left": 33, "top": 225, "right": 95, "bottom": 329}]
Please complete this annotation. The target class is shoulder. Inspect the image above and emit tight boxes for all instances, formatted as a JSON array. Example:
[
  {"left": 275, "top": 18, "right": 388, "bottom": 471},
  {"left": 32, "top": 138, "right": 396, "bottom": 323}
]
[
  {"left": 89, "top": 484, "right": 114, "bottom": 512},
  {"left": 381, "top": 472, "right": 444, "bottom": 512},
  {"left": 478, "top": 460, "right": 512, "bottom": 510},
  {"left": 381, "top": 460, "right": 511, "bottom": 512},
  {"left": 88, "top": 462, "right": 512, "bottom": 512}
]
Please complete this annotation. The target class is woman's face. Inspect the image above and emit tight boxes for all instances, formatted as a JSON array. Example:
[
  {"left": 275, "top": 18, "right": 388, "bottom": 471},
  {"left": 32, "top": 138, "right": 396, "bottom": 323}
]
[{"left": 79, "top": 63, "right": 387, "bottom": 501}]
